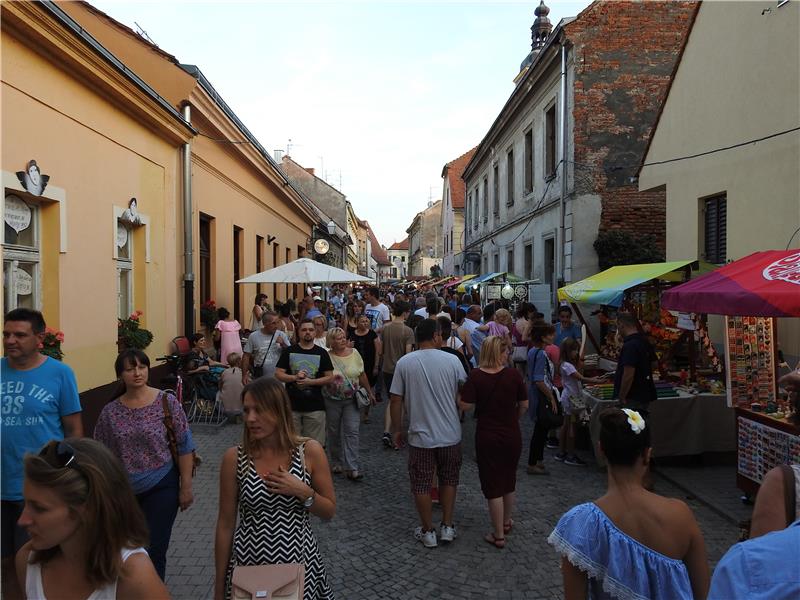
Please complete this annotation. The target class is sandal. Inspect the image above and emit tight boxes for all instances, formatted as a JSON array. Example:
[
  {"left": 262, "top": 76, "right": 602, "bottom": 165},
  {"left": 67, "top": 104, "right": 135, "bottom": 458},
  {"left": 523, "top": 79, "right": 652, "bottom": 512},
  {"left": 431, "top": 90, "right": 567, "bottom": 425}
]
[
  {"left": 484, "top": 532, "right": 506, "bottom": 549},
  {"left": 346, "top": 471, "right": 364, "bottom": 481},
  {"left": 331, "top": 465, "right": 343, "bottom": 475},
  {"left": 503, "top": 519, "right": 514, "bottom": 534}
]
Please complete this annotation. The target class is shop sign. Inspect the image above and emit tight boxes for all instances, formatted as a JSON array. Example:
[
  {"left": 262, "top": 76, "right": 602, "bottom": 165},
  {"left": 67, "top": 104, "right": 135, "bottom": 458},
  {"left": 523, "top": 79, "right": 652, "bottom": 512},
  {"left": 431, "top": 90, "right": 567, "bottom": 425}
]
[
  {"left": 15, "top": 160, "right": 50, "bottom": 196},
  {"left": 4, "top": 196, "right": 32, "bottom": 234},
  {"left": 14, "top": 268, "right": 32, "bottom": 296},
  {"left": 116, "top": 223, "right": 129, "bottom": 248},
  {"left": 486, "top": 284, "right": 501, "bottom": 300},
  {"left": 513, "top": 284, "right": 528, "bottom": 300}
]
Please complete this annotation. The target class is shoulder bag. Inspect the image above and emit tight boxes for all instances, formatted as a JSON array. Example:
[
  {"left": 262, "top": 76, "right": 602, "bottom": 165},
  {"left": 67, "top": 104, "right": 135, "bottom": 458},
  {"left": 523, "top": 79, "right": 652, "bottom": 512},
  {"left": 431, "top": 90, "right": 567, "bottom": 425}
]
[
  {"left": 252, "top": 333, "right": 277, "bottom": 379},
  {"left": 330, "top": 354, "right": 371, "bottom": 409},
  {"left": 231, "top": 563, "right": 305, "bottom": 600},
  {"left": 162, "top": 393, "right": 201, "bottom": 477},
  {"left": 531, "top": 349, "right": 563, "bottom": 429}
]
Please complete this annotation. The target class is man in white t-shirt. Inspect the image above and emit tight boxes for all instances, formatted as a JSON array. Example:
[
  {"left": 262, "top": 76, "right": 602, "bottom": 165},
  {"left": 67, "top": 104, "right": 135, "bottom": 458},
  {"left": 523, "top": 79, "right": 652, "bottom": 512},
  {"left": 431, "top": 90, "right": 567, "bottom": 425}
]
[
  {"left": 390, "top": 318, "right": 467, "bottom": 549},
  {"left": 242, "top": 311, "right": 290, "bottom": 383},
  {"left": 459, "top": 305, "right": 482, "bottom": 366},
  {"left": 364, "top": 286, "right": 390, "bottom": 332}
]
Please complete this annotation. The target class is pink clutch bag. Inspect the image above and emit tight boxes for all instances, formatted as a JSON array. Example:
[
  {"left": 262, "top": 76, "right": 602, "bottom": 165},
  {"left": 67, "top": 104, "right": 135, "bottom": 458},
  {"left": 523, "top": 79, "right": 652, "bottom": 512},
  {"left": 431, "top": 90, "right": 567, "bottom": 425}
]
[{"left": 231, "top": 563, "right": 305, "bottom": 600}]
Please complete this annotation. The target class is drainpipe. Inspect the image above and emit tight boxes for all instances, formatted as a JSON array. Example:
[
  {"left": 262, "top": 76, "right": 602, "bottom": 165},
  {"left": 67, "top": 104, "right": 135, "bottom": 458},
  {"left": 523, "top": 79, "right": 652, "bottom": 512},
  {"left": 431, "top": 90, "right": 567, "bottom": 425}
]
[
  {"left": 182, "top": 103, "right": 195, "bottom": 337},
  {"left": 558, "top": 40, "right": 569, "bottom": 292}
]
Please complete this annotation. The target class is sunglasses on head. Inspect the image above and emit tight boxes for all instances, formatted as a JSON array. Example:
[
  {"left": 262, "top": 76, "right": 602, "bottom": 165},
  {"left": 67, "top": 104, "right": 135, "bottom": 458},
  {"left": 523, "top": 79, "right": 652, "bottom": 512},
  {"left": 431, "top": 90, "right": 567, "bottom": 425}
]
[{"left": 39, "top": 440, "right": 79, "bottom": 470}]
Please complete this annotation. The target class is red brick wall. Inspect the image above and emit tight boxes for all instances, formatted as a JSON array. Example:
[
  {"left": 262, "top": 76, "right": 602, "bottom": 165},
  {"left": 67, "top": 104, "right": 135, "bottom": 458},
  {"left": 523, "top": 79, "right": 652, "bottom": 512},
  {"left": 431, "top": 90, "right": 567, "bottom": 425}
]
[{"left": 567, "top": 0, "right": 699, "bottom": 253}]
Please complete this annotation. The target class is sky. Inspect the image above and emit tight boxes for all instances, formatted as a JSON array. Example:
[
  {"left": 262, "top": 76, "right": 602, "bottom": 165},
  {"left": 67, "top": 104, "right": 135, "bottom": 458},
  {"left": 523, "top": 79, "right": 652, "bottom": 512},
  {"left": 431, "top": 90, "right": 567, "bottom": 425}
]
[{"left": 91, "top": 0, "right": 592, "bottom": 246}]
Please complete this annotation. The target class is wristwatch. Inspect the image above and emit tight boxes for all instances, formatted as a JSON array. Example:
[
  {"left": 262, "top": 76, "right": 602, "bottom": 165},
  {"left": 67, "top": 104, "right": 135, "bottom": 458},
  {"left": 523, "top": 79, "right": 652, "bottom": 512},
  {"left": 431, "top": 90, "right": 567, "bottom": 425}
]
[{"left": 302, "top": 491, "right": 316, "bottom": 508}]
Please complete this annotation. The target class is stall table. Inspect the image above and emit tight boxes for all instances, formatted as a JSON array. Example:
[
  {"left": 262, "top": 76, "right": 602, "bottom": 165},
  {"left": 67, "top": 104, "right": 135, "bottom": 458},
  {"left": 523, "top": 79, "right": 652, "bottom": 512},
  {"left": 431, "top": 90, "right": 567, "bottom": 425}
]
[
  {"left": 585, "top": 391, "right": 735, "bottom": 467},
  {"left": 735, "top": 407, "right": 800, "bottom": 496}
]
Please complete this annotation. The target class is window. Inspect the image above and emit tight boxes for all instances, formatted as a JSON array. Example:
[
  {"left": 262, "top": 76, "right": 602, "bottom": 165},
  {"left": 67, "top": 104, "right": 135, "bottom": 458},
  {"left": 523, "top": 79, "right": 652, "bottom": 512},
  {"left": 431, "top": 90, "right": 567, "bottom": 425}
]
[
  {"left": 704, "top": 194, "right": 727, "bottom": 264},
  {"left": 507, "top": 149, "right": 515, "bottom": 206},
  {"left": 544, "top": 237, "right": 555, "bottom": 285},
  {"left": 3, "top": 194, "right": 40, "bottom": 311},
  {"left": 233, "top": 226, "right": 243, "bottom": 321},
  {"left": 482, "top": 179, "right": 488, "bottom": 223},
  {"left": 450, "top": 227, "right": 454, "bottom": 253},
  {"left": 199, "top": 214, "right": 213, "bottom": 305},
  {"left": 524, "top": 243, "right": 533, "bottom": 280},
  {"left": 401, "top": 256, "right": 405, "bottom": 262},
  {"left": 473, "top": 190, "right": 479, "bottom": 230},
  {"left": 493, "top": 254, "right": 500, "bottom": 272},
  {"left": 493, "top": 164, "right": 499, "bottom": 216},
  {"left": 116, "top": 220, "right": 133, "bottom": 318},
  {"left": 524, "top": 128, "right": 533, "bottom": 194},
  {"left": 256, "top": 235, "right": 264, "bottom": 295},
  {"left": 446, "top": 188, "right": 450, "bottom": 208},
  {"left": 272, "top": 241, "right": 279, "bottom": 303},
  {"left": 545, "top": 104, "right": 557, "bottom": 178},
  {"left": 483, "top": 255, "right": 488, "bottom": 273},
  {"left": 507, "top": 248, "right": 514, "bottom": 274}
]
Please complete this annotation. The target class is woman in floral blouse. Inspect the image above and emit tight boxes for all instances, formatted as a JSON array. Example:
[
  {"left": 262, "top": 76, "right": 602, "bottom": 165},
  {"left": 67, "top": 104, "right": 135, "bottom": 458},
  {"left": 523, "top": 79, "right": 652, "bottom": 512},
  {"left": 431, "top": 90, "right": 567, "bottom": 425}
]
[
  {"left": 323, "top": 328, "right": 375, "bottom": 480},
  {"left": 94, "top": 349, "right": 195, "bottom": 581}
]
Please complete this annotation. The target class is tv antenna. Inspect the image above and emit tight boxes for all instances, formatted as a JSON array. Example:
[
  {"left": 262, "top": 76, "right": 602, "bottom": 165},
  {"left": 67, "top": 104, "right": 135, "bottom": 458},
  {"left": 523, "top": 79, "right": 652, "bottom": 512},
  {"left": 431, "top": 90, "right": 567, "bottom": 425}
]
[{"left": 134, "top": 22, "right": 158, "bottom": 47}]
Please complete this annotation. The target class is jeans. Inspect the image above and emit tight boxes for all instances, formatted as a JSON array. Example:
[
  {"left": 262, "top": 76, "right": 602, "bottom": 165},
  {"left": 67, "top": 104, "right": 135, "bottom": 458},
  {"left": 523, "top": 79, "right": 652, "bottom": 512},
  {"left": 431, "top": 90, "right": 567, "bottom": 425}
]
[
  {"left": 136, "top": 466, "right": 179, "bottom": 581},
  {"left": 325, "top": 396, "right": 361, "bottom": 471},
  {"left": 528, "top": 420, "right": 548, "bottom": 465}
]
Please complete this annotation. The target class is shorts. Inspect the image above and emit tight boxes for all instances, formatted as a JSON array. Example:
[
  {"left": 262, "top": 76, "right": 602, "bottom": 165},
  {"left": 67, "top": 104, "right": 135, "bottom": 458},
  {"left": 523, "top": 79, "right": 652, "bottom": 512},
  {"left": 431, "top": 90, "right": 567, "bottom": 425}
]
[
  {"left": 408, "top": 443, "right": 463, "bottom": 495},
  {"left": 1, "top": 500, "right": 28, "bottom": 558}
]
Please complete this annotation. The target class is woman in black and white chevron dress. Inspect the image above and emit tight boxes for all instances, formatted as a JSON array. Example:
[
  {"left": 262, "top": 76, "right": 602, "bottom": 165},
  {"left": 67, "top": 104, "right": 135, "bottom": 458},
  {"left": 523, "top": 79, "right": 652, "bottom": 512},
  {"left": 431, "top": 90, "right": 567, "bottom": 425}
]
[{"left": 214, "top": 378, "right": 337, "bottom": 600}]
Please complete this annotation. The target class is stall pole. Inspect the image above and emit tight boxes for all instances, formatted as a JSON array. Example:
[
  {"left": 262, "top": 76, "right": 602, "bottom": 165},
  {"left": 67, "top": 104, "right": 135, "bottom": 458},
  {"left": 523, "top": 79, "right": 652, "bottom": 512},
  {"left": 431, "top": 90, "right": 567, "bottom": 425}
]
[{"left": 571, "top": 303, "right": 602, "bottom": 354}]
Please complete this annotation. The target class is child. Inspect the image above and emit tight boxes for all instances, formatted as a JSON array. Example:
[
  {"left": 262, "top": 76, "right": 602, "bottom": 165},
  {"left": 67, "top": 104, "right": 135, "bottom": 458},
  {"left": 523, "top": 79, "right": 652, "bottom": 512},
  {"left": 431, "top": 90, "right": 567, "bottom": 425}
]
[
  {"left": 218, "top": 351, "right": 244, "bottom": 422},
  {"left": 476, "top": 308, "right": 514, "bottom": 348},
  {"left": 557, "top": 337, "right": 606, "bottom": 465}
]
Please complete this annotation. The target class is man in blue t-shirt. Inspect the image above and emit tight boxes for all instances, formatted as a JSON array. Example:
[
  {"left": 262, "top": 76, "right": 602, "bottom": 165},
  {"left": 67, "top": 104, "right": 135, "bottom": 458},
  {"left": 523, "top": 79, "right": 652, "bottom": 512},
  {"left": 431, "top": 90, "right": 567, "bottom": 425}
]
[
  {"left": 1, "top": 309, "right": 82, "bottom": 599},
  {"left": 554, "top": 305, "right": 582, "bottom": 346}
]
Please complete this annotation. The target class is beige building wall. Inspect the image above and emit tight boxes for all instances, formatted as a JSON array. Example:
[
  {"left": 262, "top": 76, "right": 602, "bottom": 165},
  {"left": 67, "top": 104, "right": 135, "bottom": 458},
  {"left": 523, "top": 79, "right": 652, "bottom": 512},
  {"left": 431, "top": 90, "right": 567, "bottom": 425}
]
[
  {"left": 2, "top": 6, "right": 188, "bottom": 390},
  {"left": 639, "top": 0, "right": 800, "bottom": 360}
]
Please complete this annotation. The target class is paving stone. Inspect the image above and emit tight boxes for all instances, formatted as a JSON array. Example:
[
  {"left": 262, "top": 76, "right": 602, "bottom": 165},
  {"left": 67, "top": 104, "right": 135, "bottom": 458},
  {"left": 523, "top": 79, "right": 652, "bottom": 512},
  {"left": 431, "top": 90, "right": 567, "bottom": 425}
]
[{"left": 165, "top": 401, "right": 739, "bottom": 599}]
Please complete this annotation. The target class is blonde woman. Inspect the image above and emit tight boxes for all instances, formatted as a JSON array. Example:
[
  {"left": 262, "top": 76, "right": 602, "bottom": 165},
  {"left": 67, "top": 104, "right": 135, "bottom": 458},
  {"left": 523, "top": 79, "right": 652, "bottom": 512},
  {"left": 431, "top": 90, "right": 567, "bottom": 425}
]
[
  {"left": 312, "top": 316, "right": 328, "bottom": 349},
  {"left": 214, "top": 378, "right": 335, "bottom": 600},
  {"left": 324, "top": 328, "right": 375, "bottom": 480},
  {"left": 459, "top": 336, "right": 528, "bottom": 548}
]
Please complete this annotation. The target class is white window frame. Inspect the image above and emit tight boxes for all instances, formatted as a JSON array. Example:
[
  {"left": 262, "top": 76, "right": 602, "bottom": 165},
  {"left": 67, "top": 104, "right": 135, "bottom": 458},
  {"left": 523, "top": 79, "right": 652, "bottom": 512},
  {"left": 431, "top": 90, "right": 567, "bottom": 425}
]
[
  {"left": 116, "top": 220, "right": 134, "bottom": 319},
  {"left": 3, "top": 193, "right": 41, "bottom": 311}
]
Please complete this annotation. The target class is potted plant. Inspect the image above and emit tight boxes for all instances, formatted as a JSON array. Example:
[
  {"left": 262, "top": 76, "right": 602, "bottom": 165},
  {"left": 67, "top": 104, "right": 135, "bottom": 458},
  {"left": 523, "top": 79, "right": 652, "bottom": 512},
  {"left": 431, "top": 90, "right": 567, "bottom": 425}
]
[
  {"left": 118, "top": 310, "right": 153, "bottom": 352},
  {"left": 40, "top": 327, "right": 65, "bottom": 361},
  {"left": 200, "top": 299, "right": 218, "bottom": 330}
]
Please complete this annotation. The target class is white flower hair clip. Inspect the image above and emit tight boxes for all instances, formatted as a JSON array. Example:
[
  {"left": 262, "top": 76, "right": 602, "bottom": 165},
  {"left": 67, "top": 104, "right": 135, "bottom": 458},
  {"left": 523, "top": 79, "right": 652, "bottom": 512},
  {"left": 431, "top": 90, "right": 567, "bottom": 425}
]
[{"left": 621, "top": 409, "right": 646, "bottom": 435}]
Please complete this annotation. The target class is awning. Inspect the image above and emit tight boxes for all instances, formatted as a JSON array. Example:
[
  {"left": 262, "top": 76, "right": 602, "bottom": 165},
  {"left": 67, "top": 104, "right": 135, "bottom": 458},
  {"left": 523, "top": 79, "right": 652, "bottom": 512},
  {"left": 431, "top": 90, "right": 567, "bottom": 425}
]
[
  {"left": 457, "top": 272, "right": 503, "bottom": 292},
  {"left": 444, "top": 274, "right": 477, "bottom": 290},
  {"left": 237, "top": 258, "right": 372, "bottom": 284},
  {"left": 557, "top": 261, "right": 696, "bottom": 307},
  {"left": 661, "top": 250, "right": 800, "bottom": 317}
]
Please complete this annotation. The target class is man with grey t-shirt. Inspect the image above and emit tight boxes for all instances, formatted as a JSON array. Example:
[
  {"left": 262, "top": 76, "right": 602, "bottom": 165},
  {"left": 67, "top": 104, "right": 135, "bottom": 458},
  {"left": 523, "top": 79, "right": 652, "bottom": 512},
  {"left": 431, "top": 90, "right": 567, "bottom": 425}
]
[
  {"left": 390, "top": 318, "right": 467, "bottom": 549},
  {"left": 242, "top": 311, "right": 290, "bottom": 384}
]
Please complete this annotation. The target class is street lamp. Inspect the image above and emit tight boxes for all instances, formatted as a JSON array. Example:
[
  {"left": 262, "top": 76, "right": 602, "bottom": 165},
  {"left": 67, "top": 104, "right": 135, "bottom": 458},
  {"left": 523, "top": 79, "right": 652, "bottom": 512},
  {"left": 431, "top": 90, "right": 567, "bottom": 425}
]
[{"left": 326, "top": 220, "right": 336, "bottom": 236}]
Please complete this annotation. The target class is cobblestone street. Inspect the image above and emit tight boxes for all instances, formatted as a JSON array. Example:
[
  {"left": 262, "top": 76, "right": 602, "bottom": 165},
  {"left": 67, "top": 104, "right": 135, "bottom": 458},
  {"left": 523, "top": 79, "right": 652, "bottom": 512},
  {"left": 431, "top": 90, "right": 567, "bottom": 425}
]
[{"left": 166, "top": 402, "right": 740, "bottom": 599}]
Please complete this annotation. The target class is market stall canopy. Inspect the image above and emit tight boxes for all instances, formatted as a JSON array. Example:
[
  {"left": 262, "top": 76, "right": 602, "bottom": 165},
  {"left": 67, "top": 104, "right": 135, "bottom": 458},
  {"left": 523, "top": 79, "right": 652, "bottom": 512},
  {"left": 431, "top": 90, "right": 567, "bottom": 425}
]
[
  {"left": 661, "top": 250, "right": 800, "bottom": 317},
  {"left": 457, "top": 272, "right": 518, "bottom": 292},
  {"left": 444, "top": 274, "right": 477, "bottom": 290},
  {"left": 236, "top": 258, "right": 372, "bottom": 284},
  {"left": 558, "top": 261, "right": 697, "bottom": 307}
]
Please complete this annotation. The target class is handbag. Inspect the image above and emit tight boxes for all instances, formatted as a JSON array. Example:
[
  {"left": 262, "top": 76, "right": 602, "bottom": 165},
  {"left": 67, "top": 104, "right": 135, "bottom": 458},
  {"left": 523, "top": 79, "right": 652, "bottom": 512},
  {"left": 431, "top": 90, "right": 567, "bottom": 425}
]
[
  {"left": 531, "top": 349, "right": 564, "bottom": 429},
  {"left": 162, "top": 393, "right": 201, "bottom": 476},
  {"left": 231, "top": 563, "right": 305, "bottom": 600},
  {"left": 330, "top": 354, "right": 371, "bottom": 409}
]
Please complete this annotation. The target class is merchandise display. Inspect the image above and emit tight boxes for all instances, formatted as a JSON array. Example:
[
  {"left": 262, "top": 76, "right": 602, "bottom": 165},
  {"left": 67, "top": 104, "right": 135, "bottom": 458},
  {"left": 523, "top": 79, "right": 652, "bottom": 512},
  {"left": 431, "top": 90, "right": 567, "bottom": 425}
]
[
  {"left": 725, "top": 316, "right": 776, "bottom": 408},
  {"left": 737, "top": 415, "right": 800, "bottom": 484}
]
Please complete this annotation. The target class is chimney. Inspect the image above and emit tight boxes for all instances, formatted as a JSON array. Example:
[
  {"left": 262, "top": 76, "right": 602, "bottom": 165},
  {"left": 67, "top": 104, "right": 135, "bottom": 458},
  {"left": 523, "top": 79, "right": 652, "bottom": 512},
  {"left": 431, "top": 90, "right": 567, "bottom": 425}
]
[
  {"left": 305, "top": 168, "right": 315, "bottom": 176},
  {"left": 274, "top": 149, "right": 284, "bottom": 162}
]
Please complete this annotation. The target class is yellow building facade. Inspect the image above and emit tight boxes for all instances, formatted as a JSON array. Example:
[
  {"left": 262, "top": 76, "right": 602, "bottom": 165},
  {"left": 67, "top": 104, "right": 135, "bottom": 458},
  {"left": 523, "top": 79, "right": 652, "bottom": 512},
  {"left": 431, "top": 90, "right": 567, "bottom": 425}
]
[{"left": 2, "top": 1, "right": 316, "bottom": 400}]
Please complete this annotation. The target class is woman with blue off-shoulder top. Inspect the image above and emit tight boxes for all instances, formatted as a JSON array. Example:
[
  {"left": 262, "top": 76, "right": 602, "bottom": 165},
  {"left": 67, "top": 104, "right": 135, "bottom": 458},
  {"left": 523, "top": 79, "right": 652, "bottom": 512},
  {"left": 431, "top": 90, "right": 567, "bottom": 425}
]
[{"left": 548, "top": 407, "right": 710, "bottom": 600}]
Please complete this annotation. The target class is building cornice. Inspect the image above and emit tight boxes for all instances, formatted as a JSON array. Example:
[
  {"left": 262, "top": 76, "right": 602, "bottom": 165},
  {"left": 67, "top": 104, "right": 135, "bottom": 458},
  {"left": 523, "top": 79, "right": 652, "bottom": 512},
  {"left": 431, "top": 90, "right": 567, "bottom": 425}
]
[{"left": 2, "top": 0, "right": 195, "bottom": 146}]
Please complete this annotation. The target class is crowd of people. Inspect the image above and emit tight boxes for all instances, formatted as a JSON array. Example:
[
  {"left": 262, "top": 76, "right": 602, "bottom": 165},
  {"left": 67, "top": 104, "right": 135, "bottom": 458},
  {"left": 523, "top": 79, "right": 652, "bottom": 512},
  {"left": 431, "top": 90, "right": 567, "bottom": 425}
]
[{"left": 2, "top": 285, "right": 800, "bottom": 599}]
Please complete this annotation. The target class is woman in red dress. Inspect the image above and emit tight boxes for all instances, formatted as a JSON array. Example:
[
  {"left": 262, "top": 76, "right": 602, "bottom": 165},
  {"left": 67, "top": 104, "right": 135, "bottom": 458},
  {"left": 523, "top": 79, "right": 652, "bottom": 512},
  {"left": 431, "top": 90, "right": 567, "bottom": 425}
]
[{"left": 460, "top": 336, "right": 528, "bottom": 549}]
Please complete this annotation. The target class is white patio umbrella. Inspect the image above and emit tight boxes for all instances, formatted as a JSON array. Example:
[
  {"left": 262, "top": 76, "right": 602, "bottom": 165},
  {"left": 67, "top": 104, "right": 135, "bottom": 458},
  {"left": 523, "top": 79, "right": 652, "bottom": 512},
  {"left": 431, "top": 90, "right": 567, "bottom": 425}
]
[{"left": 236, "top": 258, "right": 372, "bottom": 284}]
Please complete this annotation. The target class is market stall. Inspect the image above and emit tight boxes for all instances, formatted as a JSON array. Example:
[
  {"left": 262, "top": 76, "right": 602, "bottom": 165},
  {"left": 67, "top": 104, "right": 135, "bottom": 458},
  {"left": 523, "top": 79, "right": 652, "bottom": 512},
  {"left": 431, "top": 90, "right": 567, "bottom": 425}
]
[
  {"left": 558, "top": 261, "right": 734, "bottom": 459},
  {"left": 661, "top": 249, "right": 800, "bottom": 495}
]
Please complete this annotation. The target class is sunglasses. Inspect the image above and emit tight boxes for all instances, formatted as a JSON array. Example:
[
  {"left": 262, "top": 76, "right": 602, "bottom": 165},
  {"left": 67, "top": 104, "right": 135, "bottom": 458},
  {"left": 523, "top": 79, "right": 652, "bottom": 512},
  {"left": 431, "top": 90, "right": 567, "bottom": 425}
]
[{"left": 39, "top": 440, "right": 79, "bottom": 470}]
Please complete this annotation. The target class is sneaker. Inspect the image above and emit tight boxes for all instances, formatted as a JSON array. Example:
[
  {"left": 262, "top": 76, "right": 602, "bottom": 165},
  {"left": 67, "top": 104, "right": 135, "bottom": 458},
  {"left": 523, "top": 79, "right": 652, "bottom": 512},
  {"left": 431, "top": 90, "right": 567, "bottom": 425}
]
[
  {"left": 382, "top": 432, "right": 392, "bottom": 448},
  {"left": 413, "top": 526, "right": 437, "bottom": 548},
  {"left": 565, "top": 455, "right": 587, "bottom": 467},
  {"left": 546, "top": 438, "right": 559, "bottom": 449},
  {"left": 439, "top": 523, "right": 457, "bottom": 543},
  {"left": 554, "top": 452, "right": 567, "bottom": 462}
]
